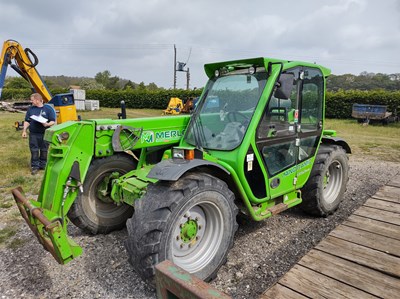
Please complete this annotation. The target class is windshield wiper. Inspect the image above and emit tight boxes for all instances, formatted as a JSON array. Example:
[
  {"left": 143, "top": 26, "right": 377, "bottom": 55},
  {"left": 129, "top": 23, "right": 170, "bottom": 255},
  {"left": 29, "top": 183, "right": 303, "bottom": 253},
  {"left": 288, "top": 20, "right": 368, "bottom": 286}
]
[{"left": 192, "top": 115, "right": 205, "bottom": 151}]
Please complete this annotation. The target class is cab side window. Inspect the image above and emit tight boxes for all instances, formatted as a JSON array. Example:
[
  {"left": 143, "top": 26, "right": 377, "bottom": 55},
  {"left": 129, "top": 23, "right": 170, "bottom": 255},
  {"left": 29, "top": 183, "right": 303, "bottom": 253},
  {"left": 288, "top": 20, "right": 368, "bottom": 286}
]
[
  {"left": 297, "top": 68, "right": 324, "bottom": 161},
  {"left": 300, "top": 69, "right": 323, "bottom": 133},
  {"left": 257, "top": 69, "right": 299, "bottom": 140},
  {"left": 257, "top": 68, "right": 300, "bottom": 176}
]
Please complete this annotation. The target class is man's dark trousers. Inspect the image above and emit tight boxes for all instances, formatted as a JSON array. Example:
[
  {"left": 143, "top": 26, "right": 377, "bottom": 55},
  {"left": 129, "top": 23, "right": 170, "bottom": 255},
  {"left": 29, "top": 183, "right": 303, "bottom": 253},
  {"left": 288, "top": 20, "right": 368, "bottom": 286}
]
[{"left": 29, "top": 132, "right": 48, "bottom": 170}]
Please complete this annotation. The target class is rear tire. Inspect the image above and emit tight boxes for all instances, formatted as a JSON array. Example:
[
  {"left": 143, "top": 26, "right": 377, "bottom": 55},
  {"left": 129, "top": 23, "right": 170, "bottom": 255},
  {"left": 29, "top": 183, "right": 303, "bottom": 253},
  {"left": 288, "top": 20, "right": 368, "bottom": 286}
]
[
  {"left": 125, "top": 173, "right": 238, "bottom": 282},
  {"left": 68, "top": 154, "right": 136, "bottom": 234},
  {"left": 301, "top": 145, "right": 349, "bottom": 216}
]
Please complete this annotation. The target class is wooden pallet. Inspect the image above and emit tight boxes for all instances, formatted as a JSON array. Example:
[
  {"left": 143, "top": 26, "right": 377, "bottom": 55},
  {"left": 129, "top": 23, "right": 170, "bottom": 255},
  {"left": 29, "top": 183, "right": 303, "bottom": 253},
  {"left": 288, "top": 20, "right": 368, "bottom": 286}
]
[{"left": 261, "top": 175, "right": 400, "bottom": 299}]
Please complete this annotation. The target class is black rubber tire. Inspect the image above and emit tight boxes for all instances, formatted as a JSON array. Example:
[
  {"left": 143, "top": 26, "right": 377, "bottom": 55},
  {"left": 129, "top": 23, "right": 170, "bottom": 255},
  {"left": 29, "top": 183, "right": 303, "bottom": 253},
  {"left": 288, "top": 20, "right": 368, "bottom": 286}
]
[
  {"left": 68, "top": 154, "right": 137, "bottom": 234},
  {"left": 125, "top": 173, "right": 238, "bottom": 283},
  {"left": 301, "top": 145, "right": 349, "bottom": 216}
]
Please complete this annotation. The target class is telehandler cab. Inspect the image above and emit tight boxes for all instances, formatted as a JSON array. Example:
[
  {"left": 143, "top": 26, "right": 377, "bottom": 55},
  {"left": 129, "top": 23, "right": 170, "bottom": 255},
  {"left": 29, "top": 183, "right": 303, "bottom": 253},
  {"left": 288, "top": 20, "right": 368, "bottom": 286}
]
[{"left": 12, "top": 57, "right": 350, "bottom": 283}]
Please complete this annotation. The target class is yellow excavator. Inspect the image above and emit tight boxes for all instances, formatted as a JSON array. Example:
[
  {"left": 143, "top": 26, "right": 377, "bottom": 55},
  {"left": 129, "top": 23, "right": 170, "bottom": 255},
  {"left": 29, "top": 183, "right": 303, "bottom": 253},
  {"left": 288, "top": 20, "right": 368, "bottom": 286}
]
[
  {"left": 0, "top": 39, "right": 77, "bottom": 124},
  {"left": 162, "top": 97, "right": 195, "bottom": 115}
]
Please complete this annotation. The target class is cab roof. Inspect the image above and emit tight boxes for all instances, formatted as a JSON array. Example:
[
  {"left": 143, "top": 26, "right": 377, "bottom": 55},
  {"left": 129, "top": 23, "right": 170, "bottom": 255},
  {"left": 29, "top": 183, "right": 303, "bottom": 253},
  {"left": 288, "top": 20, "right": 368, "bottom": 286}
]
[{"left": 204, "top": 57, "right": 331, "bottom": 78}]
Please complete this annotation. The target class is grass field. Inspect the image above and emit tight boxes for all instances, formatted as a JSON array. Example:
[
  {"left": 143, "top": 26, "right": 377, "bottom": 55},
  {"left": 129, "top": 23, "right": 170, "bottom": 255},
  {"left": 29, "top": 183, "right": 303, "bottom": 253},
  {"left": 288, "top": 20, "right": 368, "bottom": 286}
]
[
  {"left": 0, "top": 108, "right": 399, "bottom": 247},
  {"left": 324, "top": 119, "right": 400, "bottom": 162}
]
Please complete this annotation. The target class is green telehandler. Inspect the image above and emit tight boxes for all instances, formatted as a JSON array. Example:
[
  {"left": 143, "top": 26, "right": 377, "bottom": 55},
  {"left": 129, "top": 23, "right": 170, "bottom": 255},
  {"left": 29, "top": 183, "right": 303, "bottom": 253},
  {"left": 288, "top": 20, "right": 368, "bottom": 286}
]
[{"left": 12, "top": 57, "right": 350, "bottom": 283}]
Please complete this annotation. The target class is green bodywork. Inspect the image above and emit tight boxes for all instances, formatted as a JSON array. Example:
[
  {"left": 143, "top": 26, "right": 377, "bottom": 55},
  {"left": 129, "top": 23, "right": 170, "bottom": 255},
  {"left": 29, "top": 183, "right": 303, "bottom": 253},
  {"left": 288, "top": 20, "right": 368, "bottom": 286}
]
[{"left": 13, "top": 57, "right": 342, "bottom": 265}]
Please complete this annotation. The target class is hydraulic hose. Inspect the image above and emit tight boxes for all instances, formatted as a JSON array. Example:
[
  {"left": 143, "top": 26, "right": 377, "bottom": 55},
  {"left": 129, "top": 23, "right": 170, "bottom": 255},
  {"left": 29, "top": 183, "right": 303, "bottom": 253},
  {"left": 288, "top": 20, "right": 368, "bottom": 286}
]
[{"left": 23, "top": 48, "right": 39, "bottom": 67}]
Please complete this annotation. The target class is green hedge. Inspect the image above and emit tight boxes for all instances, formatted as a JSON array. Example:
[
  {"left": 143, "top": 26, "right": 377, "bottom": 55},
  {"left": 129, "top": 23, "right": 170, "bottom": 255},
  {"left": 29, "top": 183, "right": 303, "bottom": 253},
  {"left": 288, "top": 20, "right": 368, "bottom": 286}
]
[
  {"left": 0, "top": 88, "right": 69, "bottom": 101},
  {"left": 0, "top": 88, "right": 202, "bottom": 110},
  {"left": 2, "top": 88, "right": 400, "bottom": 119},
  {"left": 86, "top": 89, "right": 202, "bottom": 109},
  {"left": 1, "top": 88, "right": 32, "bottom": 100},
  {"left": 326, "top": 90, "right": 400, "bottom": 118}
]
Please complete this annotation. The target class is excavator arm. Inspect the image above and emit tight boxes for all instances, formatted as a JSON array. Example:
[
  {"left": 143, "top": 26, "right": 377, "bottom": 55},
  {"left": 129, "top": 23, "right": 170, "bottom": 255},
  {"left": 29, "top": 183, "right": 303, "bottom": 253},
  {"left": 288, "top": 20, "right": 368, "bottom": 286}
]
[
  {"left": 0, "top": 39, "right": 52, "bottom": 101},
  {"left": 0, "top": 39, "right": 78, "bottom": 123}
]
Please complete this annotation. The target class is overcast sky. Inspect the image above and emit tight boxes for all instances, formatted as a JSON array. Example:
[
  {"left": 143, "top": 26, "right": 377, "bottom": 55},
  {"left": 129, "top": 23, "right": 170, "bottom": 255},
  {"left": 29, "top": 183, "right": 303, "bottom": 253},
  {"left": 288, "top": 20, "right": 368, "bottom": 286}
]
[{"left": 2, "top": 0, "right": 400, "bottom": 89}]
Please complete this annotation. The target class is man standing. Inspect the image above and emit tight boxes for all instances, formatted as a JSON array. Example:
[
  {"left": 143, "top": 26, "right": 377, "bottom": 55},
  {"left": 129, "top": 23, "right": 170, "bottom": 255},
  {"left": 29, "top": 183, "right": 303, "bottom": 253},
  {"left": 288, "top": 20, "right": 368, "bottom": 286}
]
[{"left": 22, "top": 93, "right": 56, "bottom": 175}]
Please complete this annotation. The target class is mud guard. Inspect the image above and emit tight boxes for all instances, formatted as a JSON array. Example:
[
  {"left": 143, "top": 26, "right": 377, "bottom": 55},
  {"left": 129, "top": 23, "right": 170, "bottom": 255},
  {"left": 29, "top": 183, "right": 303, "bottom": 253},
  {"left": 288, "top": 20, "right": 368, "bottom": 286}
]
[
  {"left": 147, "top": 158, "right": 229, "bottom": 181},
  {"left": 321, "top": 136, "right": 351, "bottom": 154}
]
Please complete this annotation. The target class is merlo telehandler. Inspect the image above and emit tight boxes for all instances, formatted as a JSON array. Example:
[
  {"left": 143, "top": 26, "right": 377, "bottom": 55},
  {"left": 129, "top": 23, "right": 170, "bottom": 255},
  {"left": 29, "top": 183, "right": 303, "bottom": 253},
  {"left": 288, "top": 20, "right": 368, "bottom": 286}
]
[{"left": 12, "top": 57, "right": 350, "bottom": 283}]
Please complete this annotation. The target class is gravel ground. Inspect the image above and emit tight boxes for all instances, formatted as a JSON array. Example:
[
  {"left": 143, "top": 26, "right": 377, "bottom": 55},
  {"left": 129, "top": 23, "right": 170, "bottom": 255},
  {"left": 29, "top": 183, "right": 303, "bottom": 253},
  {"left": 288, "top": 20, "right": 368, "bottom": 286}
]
[{"left": 0, "top": 155, "right": 399, "bottom": 299}]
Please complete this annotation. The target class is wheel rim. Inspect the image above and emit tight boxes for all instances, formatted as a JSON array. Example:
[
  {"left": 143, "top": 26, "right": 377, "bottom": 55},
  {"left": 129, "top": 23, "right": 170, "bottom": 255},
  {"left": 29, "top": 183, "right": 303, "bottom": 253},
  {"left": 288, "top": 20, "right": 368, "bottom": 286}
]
[
  {"left": 96, "top": 172, "right": 117, "bottom": 203},
  {"left": 86, "top": 169, "right": 130, "bottom": 219},
  {"left": 323, "top": 159, "right": 343, "bottom": 204},
  {"left": 171, "top": 201, "right": 223, "bottom": 273}
]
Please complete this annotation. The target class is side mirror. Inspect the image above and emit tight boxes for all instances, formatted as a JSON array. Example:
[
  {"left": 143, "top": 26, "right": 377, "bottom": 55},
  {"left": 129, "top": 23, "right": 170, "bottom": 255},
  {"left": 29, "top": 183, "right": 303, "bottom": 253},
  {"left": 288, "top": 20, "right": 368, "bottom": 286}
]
[{"left": 274, "top": 73, "right": 294, "bottom": 99}]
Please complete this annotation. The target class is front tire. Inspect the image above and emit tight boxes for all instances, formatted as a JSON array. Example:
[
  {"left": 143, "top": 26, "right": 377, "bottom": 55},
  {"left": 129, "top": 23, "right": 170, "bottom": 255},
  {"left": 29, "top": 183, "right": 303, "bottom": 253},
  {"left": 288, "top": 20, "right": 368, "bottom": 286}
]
[
  {"left": 301, "top": 145, "right": 349, "bottom": 216},
  {"left": 68, "top": 154, "right": 137, "bottom": 234},
  {"left": 125, "top": 173, "right": 238, "bottom": 282}
]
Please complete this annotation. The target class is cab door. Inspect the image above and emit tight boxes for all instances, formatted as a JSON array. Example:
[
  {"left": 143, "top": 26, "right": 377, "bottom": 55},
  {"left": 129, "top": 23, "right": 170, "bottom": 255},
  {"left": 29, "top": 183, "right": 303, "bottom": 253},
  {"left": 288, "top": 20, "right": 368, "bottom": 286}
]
[
  {"left": 255, "top": 67, "right": 325, "bottom": 200},
  {"left": 295, "top": 67, "right": 325, "bottom": 188},
  {"left": 256, "top": 68, "right": 301, "bottom": 199}
]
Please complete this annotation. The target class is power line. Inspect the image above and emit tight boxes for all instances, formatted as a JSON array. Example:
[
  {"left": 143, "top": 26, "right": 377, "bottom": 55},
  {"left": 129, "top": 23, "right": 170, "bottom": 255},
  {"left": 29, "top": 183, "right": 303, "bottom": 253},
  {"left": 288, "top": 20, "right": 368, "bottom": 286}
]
[
  {"left": 184, "top": 47, "right": 192, "bottom": 65},
  {"left": 26, "top": 43, "right": 400, "bottom": 66},
  {"left": 24, "top": 43, "right": 400, "bottom": 72},
  {"left": 28, "top": 43, "right": 174, "bottom": 50}
]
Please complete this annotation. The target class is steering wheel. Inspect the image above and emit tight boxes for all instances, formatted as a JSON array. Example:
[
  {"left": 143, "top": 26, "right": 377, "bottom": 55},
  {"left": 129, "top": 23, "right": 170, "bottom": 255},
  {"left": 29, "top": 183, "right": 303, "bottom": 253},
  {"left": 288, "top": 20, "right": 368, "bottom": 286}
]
[{"left": 227, "top": 111, "right": 250, "bottom": 123}]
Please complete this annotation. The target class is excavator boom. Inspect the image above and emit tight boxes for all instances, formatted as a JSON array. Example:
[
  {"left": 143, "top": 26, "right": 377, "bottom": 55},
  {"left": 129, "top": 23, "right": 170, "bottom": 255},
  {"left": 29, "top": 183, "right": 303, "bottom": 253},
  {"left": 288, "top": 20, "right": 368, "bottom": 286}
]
[
  {"left": 0, "top": 39, "right": 52, "bottom": 101},
  {"left": 0, "top": 39, "right": 77, "bottom": 123}
]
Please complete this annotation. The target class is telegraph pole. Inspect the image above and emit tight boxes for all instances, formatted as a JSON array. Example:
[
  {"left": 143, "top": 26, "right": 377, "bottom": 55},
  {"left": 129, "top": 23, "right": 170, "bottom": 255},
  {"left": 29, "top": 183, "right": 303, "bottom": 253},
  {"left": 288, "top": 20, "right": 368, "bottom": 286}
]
[
  {"left": 174, "top": 45, "right": 190, "bottom": 90},
  {"left": 186, "top": 68, "right": 190, "bottom": 90},
  {"left": 173, "top": 44, "right": 177, "bottom": 89}
]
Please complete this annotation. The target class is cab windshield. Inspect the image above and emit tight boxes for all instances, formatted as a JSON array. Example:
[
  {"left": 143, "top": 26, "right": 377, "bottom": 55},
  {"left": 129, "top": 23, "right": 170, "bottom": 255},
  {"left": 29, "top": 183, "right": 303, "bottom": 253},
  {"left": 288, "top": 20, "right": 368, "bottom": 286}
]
[{"left": 185, "top": 70, "right": 267, "bottom": 150}]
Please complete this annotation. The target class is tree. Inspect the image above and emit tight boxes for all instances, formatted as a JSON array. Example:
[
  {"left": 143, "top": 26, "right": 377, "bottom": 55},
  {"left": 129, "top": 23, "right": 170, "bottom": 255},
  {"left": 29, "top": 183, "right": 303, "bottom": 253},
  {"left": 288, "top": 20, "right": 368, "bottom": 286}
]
[
  {"left": 44, "top": 79, "right": 54, "bottom": 89},
  {"left": 107, "top": 76, "right": 120, "bottom": 90},
  {"left": 359, "top": 71, "right": 374, "bottom": 78},
  {"left": 147, "top": 82, "right": 158, "bottom": 91},
  {"left": 123, "top": 80, "right": 136, "bottom": 90},
  {"left": 327, "top": 72, "right": 400, "bottom": 91},
  {"left": 79, "top": 78, "right": 105, "bottom": 90},
  {"left": 94, "top": 70, "right": 121, "bottom": 90},
  {"left": 389, "top": 73, "right": 400, "bottom": 81},
  {"left": 95, "top": 70, "right": 111, "bottom": 86},
  {"left": 5, "top": 77, "right": 31, "bottom": 89}
]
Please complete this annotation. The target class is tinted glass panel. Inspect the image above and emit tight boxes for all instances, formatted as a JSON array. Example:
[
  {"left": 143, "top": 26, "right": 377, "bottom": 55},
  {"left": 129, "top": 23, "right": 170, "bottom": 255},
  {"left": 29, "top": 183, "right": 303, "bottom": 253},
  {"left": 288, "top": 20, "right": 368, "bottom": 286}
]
[{"left": 300, "top": 68, "right": 323, "bottom": 133}]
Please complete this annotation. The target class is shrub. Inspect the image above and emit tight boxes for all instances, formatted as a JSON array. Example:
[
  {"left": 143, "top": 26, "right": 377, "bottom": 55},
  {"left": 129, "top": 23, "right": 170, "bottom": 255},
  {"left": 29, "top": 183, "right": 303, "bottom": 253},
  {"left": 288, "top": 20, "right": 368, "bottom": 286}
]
[
  {"left": 326, "top": 90, "right": 400, "bottom": 118},
  {"left": 1, "top": 88, "right": 202, "bottom": 109},
  {"left": 86, "top": 89, "right": 202, "bottom": 109}
]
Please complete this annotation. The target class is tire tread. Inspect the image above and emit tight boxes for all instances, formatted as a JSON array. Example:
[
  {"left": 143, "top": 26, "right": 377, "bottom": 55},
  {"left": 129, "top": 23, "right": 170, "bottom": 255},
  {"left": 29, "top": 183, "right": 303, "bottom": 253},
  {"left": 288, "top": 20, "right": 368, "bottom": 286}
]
[
  {"left": 301, "top": 145, "right": 349, "bottom": 216},
  {"left": 126, "top": 173, "right": 238, "bottom": 282},
  {"left": 68, "top": 154, "right": 136, "bottom": 234}
]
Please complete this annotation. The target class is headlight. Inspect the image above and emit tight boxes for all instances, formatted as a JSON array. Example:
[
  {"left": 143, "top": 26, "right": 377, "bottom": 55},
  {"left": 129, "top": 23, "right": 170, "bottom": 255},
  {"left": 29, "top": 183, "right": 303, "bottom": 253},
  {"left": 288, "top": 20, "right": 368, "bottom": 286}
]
[
  {"left": 172, "top": 148, "right": 185, "bottom": 159},
  {"left": 249, "top": 66, "right": 256, "bottom": 74},
  {"left": 172, "top": 148, "right": 195, "bottom": 160}
]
